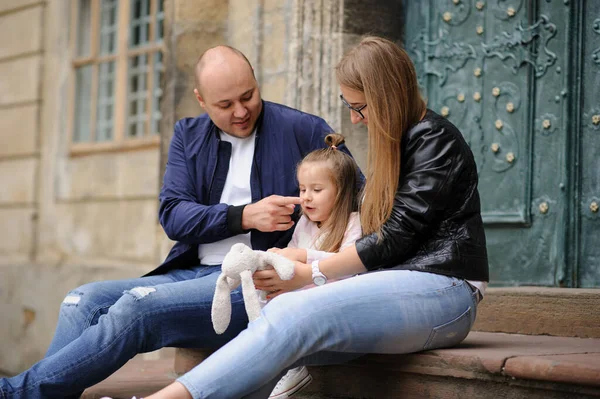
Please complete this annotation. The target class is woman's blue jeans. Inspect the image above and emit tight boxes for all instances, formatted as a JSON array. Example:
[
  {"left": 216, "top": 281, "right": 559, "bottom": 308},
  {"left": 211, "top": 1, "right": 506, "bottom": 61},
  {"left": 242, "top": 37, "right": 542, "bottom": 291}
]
[
  {"left": 0, "top": 265, "right": 250, "bottom": 399},
  {"left": 178, "top": 270, "right": 479, "bottom": 399}
]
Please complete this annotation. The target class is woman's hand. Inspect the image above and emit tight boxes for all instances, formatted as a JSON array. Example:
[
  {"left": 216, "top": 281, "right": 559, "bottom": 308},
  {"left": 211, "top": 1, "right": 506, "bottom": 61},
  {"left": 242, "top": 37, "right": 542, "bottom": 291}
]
[
  {"left": 253, "top": 261, "right": 312, "bottom": 299},
  {"left": 267, "top": 247, "right": 307, "bottom": 263}
]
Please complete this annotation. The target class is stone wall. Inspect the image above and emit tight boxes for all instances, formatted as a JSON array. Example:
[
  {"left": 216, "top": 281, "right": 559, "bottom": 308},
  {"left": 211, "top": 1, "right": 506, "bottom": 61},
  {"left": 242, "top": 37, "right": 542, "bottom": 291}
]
[
  {"left": 0, "top": 1, "right": 43, "bottom": 266},
  {"left": 0, "top": 0, "right": 46, "bottom": 373}
]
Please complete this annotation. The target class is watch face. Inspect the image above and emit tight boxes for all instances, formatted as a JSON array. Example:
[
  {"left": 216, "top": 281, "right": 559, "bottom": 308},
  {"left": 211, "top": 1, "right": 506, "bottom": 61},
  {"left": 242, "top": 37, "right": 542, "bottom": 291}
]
[{"left": 313, "top": 275, "right": 326, "bottom": 286}]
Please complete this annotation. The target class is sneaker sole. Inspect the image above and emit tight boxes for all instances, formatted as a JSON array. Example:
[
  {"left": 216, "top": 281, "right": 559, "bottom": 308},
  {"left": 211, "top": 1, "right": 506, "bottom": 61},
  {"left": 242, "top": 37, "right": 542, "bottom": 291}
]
[{"left": 269, "top": 373, "right": 313, "bottom": 399}]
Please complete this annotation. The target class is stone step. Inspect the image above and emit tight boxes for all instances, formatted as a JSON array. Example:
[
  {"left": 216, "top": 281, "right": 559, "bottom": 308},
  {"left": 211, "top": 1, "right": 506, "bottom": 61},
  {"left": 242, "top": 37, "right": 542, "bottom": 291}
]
[
  {"left": 297, "top": 331, "right": 600, "bottom": 399},
  {"left": 473, "top": 287, "right": 600, "bottom": 338},
  {"left": 84, "top": 331, "right": 600, "bottom": 399}
]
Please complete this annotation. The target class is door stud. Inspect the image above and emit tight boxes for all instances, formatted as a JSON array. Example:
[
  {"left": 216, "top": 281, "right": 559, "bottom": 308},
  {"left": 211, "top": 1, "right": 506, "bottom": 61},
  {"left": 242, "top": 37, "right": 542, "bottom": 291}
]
[{"left": 543, "top": 119, "right": 552, "bottom": 129}]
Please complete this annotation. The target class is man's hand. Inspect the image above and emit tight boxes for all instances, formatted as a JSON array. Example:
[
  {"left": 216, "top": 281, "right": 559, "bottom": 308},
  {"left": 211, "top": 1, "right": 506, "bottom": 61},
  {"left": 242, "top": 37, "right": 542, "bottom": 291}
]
[
  {"left": 242, "top": 195, "right": 301, "bottom": 232},
  {"left": 267, "top": 247, "right": 307, "bottom": 263},
  {"left": 253, "top": 261, "right": 312, "bottom": 299}
]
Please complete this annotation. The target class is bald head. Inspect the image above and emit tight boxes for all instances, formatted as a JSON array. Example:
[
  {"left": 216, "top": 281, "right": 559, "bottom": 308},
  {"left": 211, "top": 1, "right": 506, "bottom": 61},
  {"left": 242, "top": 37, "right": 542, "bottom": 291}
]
[
  {"left": 194, "top": 45, "right": 255, "bottom": 93},
  {"left": 192, "top": 45, "right": 262, "bottom": 138}
]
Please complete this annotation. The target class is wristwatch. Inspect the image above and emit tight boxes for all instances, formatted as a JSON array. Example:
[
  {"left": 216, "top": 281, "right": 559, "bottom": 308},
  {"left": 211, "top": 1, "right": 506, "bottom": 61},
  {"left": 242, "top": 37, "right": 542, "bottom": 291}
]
[{"left": 311, "top": 260, "right": 328, "bottom": 286}]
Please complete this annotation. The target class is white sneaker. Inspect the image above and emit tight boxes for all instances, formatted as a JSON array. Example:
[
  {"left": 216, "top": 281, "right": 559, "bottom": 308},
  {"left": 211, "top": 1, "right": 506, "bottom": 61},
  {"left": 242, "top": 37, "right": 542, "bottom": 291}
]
[{"left": 269, "top": 366, "right": 313, "bottom": 398}]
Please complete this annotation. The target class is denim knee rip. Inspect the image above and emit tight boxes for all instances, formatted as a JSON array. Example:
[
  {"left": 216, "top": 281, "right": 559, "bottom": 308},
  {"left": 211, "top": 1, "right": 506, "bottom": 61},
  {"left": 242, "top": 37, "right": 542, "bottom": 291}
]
[
  {"left": 62, "top": 292, "right": 83, "bottom": 306},
  {"left": 125, "top": 286, "right": 157, "bottom": 300}
]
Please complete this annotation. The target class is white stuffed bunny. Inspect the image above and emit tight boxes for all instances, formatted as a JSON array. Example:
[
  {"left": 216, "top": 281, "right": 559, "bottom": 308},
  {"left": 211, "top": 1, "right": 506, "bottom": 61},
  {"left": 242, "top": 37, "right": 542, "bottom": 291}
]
[{"left": 211, "top": 243, "right": 296, "bottom": 334}]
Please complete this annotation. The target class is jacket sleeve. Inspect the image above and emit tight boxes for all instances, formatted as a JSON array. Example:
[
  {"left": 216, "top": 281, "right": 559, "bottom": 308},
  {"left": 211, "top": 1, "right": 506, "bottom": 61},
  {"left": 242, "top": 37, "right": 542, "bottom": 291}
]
[
  {"left": 158, "top": 121, "right": 239, "bottom": 245},
  {"left": 355, "top": 123, "right": 462, "bottom": 270},
  {"left": 295, "top": 115, "right": 333, "bottom": 155}
]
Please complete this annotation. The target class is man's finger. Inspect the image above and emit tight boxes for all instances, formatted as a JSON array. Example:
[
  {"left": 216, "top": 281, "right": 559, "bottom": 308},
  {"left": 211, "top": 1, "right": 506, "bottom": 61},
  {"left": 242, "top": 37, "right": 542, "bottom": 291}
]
[
  {"left": 274, "top": 215, "right": 292, "bottom": 224},
  {"left": 272, "top": 196, "right": 301, "bottom": 206},
  {"left": 284, "top": 204, "right": 297, "bottom": 212},
  {"left": 273, "top": 221, "right": 294, "bottom": 231},
  {"left": 271, "top": 205, "right": 295, "bottom": 217}
]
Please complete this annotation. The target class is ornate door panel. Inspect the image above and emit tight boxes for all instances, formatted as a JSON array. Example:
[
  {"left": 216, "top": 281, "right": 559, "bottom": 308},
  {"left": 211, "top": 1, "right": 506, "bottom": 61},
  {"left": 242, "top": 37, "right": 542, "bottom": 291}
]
[
  {"left": 404, "top": 0, "right": 576, "bottom": 286},
  {"left": 578, "top": 1, "right": 600, "bottom": 287}
]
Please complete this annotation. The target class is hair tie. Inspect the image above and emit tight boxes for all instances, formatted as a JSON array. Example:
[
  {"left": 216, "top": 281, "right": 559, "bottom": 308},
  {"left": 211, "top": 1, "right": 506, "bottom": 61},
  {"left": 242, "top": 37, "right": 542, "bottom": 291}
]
[{"left": 331, "top": 145, "right": 338, "bottom": 150}]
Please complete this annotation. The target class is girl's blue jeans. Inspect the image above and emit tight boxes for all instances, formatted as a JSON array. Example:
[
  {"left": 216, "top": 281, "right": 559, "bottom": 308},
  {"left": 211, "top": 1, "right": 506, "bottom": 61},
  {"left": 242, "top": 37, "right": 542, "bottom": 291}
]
[
  {"left": 178, "top": 270, "right": 479, "bottom": 399},
  {"left": 0, "top": 265, "right": 250, "bottom": 399}
]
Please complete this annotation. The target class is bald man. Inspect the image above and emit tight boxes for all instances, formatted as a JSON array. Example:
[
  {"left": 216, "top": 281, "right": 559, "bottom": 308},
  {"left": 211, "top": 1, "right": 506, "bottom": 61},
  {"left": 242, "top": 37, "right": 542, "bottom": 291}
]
[{"left": 0, "top": 46, "right": 359, "bottom": 399}]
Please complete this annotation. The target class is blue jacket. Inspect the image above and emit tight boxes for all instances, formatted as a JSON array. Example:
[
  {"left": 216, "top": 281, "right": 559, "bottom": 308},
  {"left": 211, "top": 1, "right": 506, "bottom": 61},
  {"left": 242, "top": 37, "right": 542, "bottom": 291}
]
[{"left": 147, "top": 101, "right": 351, "bottom": 275}]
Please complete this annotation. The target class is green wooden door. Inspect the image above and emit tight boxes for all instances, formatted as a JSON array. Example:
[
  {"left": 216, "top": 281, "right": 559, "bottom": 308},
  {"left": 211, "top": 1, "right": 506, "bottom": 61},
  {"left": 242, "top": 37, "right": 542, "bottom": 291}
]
[{"left": 403, "top": 0, "right": 599, "bottom": 287}]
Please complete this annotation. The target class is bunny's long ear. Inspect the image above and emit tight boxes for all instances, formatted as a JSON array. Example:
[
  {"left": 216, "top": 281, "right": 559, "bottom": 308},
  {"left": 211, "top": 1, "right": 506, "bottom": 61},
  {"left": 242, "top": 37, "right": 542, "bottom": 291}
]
[
  {"left": 226, "top": 276, "right": 241, "bottom": 290},
  {"left": 212, "top": 273, "right": 233, "bottom": 334},
  {"left": 263, "top": 252, "right": 295, "bottom": 280},
  {"left": 239, "top": 269, "right": 262, "bottom": 322}
]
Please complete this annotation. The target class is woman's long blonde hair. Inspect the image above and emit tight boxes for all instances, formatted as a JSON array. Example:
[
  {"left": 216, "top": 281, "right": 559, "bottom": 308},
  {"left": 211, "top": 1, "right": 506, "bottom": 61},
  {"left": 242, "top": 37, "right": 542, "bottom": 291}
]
[
  {"left": 336, "top": 36, "right": 426, "bottom": 236},
  {"left": 298, "top": 133, "right": 360, "bottom": 253}
]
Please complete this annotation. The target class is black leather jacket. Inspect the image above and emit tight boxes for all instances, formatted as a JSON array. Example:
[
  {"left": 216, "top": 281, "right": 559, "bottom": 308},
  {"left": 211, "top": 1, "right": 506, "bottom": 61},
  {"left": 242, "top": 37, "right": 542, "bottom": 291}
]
[{"left": 355, "top": 110, "right": 489, "bottom": 281}]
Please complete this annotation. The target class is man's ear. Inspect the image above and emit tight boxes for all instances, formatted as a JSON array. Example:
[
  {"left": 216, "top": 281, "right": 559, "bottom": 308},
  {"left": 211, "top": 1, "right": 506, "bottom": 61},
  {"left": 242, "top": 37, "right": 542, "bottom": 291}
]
[{"left": 194, "top": 88, "right": 206, "bottom": 109}]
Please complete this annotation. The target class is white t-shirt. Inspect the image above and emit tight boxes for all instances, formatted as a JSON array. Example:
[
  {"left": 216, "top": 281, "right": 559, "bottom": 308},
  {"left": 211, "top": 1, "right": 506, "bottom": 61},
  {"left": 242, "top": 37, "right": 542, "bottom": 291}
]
[{"left": 197, "top": 130, "right": 256, "bottom": 265}]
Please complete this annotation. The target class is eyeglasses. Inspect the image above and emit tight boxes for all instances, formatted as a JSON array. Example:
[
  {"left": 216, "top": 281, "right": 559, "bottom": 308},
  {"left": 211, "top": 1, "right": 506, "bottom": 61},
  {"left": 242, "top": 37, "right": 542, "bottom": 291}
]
[{"left": 340, "top": 94, "right": 367, "bottom": 119}]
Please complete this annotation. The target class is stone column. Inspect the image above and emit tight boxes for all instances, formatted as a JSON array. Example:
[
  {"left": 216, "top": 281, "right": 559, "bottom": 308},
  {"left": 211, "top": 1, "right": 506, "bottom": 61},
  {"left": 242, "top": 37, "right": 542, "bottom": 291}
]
[{"left": 285, "top": 0, "right": 345, "bottom": 131}]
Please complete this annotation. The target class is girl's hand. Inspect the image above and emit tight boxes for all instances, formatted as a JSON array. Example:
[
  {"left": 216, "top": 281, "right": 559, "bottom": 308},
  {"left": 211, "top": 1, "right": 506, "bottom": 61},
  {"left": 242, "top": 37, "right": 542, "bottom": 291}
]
[
  {"left": 267, "top": 247, "right": 307, "bottom": 263},
  {"left": 253, "top": 261, "right": 312, "bottom": 299}
]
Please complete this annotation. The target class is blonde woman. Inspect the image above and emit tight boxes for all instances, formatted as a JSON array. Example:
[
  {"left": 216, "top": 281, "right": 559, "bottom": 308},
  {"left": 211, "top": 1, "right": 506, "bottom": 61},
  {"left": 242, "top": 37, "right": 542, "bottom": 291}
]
[{"left": 144, "top": 36, "right": 489, "bottom": 399}]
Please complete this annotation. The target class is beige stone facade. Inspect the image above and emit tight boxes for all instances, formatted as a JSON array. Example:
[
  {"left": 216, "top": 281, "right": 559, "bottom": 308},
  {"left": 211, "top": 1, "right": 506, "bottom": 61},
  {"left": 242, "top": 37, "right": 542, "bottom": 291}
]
[{"left": 0, "top": 0, "right": 379, "bottom": 374}]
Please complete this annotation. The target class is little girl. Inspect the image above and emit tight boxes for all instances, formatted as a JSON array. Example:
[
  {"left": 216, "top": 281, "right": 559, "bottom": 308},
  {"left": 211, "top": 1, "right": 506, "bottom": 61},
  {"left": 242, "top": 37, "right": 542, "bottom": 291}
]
[
  {"left": 264, "top": 133, "right": 362, "bottom": 399},
  {"left": 266, "top": 133, "right": 362, "bottom": 290}
]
